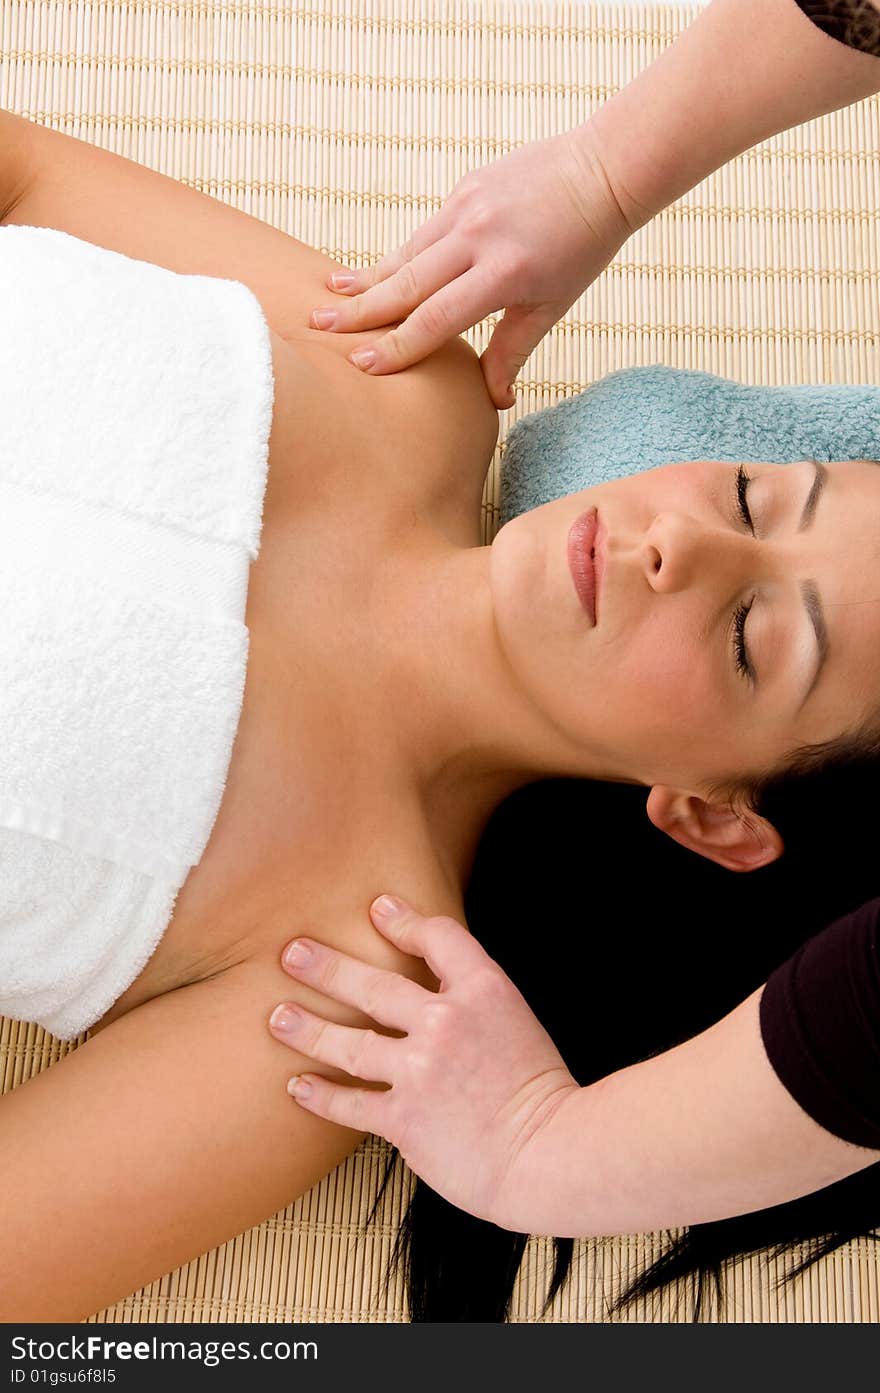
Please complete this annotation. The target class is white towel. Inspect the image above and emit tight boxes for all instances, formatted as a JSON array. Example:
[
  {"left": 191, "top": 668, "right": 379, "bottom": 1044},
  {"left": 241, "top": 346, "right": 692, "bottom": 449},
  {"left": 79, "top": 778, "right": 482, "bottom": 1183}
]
[{"left": 0, "top": 225, "right": 274, "bottom": 1039}]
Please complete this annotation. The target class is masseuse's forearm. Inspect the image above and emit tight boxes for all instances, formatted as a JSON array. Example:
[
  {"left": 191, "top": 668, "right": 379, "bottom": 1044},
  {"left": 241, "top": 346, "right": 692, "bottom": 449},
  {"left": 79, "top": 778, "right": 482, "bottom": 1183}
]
[
  {"left": 515, "top": 986, "right": 880, "bottom": 1239},
  {"left": 578, "top": 0, "right": 880, "bottom": 231}
]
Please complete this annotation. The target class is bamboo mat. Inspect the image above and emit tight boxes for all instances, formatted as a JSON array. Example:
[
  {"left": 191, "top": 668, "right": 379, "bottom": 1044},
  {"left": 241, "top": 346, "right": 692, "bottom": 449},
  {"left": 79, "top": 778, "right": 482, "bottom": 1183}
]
[{"left": 0, "top": 0, "right": 878, "bottom": 1323}]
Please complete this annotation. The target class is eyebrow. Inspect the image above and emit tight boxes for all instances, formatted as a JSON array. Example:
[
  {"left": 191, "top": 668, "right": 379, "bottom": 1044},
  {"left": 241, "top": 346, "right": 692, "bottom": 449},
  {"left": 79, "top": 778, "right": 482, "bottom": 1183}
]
[
  {"left": 797, "top": 460, "right": 828, "bottom": 532},
  {"left": 791, "top": 461, "right": 830, "bottom": 707}
]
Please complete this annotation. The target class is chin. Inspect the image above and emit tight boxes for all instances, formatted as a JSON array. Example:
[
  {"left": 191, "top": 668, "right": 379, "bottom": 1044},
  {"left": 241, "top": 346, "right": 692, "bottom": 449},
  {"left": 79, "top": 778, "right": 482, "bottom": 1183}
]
[
  {"left": 488, "top": 518, "right": 545, "bottom": 660},
  {"left": 489, "top": 514, "right": 542, "bottom": 607},
  {"left": 489, "top": 512, "right": 589, "bottom": 727}
]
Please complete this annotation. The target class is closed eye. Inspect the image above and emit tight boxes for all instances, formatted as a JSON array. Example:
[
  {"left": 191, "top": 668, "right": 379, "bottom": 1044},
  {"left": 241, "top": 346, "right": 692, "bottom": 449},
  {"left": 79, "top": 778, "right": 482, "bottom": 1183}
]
[
  {"left": 731, "top": 596, "right": 756, "bottom": 685},
  {"left": 735, "top": 464, "right": 755, "bottom": 535},
  {"left": 730, "top": 466, "right": 756, "bottom": 685}
]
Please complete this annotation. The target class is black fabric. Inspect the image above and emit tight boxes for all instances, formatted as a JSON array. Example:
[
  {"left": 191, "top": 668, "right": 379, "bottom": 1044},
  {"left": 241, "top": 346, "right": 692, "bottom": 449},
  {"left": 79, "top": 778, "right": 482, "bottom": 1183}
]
[
  {"left": 794, "top": 0, "right": 880, "bottom": 56},
  {"left": 760, "top": 898, "right": 880, "bottom": 1149}
]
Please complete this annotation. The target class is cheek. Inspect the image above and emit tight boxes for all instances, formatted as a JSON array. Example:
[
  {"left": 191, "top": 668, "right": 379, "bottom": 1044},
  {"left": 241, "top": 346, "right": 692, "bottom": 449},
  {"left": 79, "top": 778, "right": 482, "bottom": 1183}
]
[
  {"left": 606, "top": 612, "right": 719, "bottom": 735},
  {"left": 646, "top": 461, "right": 716, "bottom": 500}
]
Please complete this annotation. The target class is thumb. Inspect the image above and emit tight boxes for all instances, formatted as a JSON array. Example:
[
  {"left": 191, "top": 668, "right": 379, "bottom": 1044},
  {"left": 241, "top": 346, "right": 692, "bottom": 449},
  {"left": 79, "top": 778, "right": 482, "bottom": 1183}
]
[
  {"left": 369, "top": 895, "right": 487, "bottom": 983},
  {"left": 481, "top": 304, "right": 558, "bottom": 410}
]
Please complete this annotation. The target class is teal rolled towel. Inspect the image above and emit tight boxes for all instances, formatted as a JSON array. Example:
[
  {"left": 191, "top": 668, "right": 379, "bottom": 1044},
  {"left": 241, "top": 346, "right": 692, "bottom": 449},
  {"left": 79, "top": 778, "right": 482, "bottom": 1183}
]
[{"left": 500, "top": 366, "right": 880, "bottom": 522}]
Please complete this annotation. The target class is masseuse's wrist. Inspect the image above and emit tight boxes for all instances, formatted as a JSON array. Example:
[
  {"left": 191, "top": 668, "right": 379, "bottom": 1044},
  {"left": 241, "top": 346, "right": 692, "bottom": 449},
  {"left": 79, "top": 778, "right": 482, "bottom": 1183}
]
[
  {"left": 488, "top": 1082, "right": 608, "bottom": 1237},
  {"left": 570, "top": 0, "right": 880, "bottom": 231}
]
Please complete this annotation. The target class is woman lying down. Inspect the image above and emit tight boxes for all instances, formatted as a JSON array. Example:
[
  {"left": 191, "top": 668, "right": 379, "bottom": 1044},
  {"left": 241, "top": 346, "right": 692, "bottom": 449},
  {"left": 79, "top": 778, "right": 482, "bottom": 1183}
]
[{"left": 0, "top": 109, "right": 878, "bottom": 1323}]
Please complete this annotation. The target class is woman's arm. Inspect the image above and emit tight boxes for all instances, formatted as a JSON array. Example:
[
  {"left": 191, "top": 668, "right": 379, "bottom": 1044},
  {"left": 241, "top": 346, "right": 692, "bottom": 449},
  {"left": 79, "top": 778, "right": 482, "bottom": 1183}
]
[
  {"left": 269, "top": 898, "right": 880, "bottom": 1238},
  {"left": 0, "top": 950, "right": 366, "bottom": 1321},
  {"left": 0, "top": 104, "right": 494, "bottom": 459},
  {"left": 0, "top": 107, "right": 341, "bottom": 343}
]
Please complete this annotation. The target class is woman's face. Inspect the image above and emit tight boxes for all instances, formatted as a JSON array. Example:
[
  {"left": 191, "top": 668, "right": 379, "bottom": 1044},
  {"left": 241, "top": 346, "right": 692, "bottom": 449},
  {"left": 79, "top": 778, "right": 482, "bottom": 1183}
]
[{"left": 489, "top": 459, "right": 880, "bottom": 795}]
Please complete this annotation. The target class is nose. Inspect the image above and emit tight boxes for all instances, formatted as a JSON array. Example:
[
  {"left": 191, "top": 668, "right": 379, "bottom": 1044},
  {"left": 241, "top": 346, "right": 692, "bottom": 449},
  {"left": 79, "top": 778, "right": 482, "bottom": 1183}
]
[{"left": 641, "top": 511, "right": 755, "bottom": 594}]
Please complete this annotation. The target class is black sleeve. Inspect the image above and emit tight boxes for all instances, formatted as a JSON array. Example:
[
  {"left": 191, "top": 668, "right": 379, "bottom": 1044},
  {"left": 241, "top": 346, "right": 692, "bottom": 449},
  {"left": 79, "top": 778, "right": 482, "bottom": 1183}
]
[
  {"left": 794, "top": 0, "right": 880, "bottom": 56},
  {"left": 759, "top": 897, "right": 880, "bottom": 1148}
]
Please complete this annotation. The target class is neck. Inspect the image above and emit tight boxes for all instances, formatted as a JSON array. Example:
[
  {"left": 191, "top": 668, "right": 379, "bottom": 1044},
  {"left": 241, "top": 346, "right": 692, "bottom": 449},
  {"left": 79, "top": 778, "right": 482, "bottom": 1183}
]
[{"left": 370, "top": 533, "right": 605, "bottom": 888}]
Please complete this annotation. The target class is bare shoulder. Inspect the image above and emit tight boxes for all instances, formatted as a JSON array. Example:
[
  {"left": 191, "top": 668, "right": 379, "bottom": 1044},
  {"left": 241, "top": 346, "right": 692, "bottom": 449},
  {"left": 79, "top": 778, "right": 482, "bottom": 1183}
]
[
  {"left": 282, "top": 324, "right": 498, "bottom": 531},
  {"left": 0, "top": 950, "right": 371, "bottom": 1321},
  {"left": 0, "top": 109, "right": 498, "bottom": 520},
  {"left": 0, "top": 106, "right": 495, "bottom": 412}
]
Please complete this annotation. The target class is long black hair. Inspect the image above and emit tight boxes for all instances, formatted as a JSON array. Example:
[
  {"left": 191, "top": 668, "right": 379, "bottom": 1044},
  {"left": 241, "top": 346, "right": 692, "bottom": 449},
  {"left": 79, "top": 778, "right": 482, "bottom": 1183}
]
[{"left": 370, "top": 746, "right": 880, "bottom": 1321}]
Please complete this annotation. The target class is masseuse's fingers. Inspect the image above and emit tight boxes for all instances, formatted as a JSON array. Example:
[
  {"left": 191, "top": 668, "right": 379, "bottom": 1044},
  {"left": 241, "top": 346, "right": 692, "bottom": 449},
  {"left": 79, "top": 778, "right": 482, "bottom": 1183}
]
[
  {"left": 319, "top": 264, "right": 495, "bottom": 381},
  {"left": 278, "top": 893, "right": 578, "bottom": 1229},
  {"left": 286, "top": 1073, "right": 387, "bottom": 1135},
  {"left": 268, "top": 1002, "right": 395, "bottom": 1084},
  {"left": 318, "top": 236, "right": 472, "bottom": 337},
  {"left": 367, "top": 894, "right": 491, "bottom": 985},
  {"left": 321, "top": 194, "right": 461, "bottom": 304},
  {"left": 279, "top": 935, "right": 430, "bottom": 1031}
]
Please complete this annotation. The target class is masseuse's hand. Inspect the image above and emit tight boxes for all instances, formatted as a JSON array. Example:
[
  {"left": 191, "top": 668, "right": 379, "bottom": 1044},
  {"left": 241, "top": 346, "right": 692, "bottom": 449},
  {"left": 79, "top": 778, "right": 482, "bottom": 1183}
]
[
  {"left": 268, "top": 895, "right": 579, "bottom": 1229},
  {"left": 310, "top": 130, "right": 633, "bottom": 411}
]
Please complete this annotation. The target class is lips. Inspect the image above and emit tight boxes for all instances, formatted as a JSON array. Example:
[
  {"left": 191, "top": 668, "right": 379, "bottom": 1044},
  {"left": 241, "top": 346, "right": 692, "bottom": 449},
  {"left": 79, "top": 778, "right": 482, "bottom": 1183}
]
[{"left": 567, "top": 507, "right": 600, "bottom": 625}]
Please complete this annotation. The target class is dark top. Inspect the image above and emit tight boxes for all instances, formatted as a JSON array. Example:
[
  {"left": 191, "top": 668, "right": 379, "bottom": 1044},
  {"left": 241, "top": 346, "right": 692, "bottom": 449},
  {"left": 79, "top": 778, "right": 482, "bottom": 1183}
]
[
  {"left": 795, "top": 0, "right": 880, "bottom": 55},
  {"left": 760, "top": 900, "right": 880, "bottom": 1148}
]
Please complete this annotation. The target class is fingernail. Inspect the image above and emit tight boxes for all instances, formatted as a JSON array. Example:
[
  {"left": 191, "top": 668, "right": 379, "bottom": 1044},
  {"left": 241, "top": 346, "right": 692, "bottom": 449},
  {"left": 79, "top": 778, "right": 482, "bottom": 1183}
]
[
  {"left": 287, "top": 1075, "right": 313, "bottom": 1098},
  {"left": 283, "top": 939, "right": 312, "bottom": 968},
  {"left": 372, "top": 894, "right": 405, "bottom": 919},
  {"left": 350, "top": 348, "right": 377, "bottom": 372},
  {"left": 311, "top": 309, "right": 338, "bottom": 330},
  {"left": 270, "top": 1004, "right": 302, "bottom": 1033},
  {"left": 330, "top": 274, "right": 355, "bottom": 290}
]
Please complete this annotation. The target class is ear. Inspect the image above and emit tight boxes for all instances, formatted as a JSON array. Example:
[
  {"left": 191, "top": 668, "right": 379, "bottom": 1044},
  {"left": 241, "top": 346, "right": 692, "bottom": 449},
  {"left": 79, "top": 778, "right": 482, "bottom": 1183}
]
[{"left": 645, "top": 786, "right": 784, "bottom": 873}]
